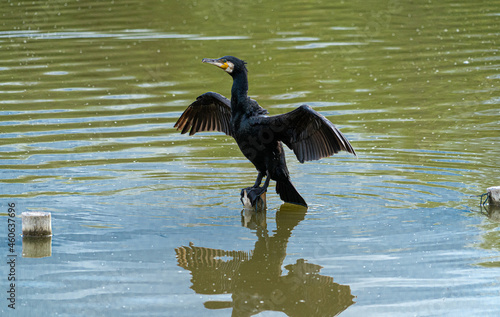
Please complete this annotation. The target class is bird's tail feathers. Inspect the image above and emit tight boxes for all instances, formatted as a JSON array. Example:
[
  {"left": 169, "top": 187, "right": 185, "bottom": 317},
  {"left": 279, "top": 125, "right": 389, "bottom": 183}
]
[{"left": 276, "top": 178, "right": 307, "bottom": 207}]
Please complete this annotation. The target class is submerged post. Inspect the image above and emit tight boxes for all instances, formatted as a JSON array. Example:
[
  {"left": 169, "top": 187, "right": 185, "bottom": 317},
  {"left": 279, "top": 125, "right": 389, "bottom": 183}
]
[
  {"left": 22, "top": 236, "right": 52, "bottom": 258},
  {"left": 22, "top": 212, "right": 52, "bottom": 258},
  {"left": 487, "top": 186, "right": 500, "bottom": 206}
]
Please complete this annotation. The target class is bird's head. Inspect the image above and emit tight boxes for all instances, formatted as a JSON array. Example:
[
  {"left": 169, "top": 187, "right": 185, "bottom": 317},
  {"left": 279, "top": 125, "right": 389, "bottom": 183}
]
[{"left": 202, "top": 56, "right": 247, "bottom": 76}]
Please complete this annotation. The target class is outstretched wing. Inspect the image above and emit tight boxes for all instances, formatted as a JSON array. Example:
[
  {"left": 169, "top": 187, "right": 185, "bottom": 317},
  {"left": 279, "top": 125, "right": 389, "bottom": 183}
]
[
  {"left": 264, "top": 105, "right": 356, "bottom": 163},
  {"left": 174, "top": 92, "right": 232, "bottom": 136}
]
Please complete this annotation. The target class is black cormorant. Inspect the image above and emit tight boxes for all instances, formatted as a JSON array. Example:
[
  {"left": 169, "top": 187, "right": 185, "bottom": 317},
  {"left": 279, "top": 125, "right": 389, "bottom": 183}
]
[{"left": 175, "top": 56, "right": 356, "bottom": 207}]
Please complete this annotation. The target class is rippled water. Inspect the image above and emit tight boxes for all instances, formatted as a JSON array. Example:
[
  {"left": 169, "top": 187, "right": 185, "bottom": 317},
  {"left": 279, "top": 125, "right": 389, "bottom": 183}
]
[{"left": 1, "top": 0, "right": 500, "bottom": 316}]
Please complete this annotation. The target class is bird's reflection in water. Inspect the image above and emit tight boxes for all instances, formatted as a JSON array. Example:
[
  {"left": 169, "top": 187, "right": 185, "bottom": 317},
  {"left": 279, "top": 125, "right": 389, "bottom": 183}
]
[
  {"left": 175, "top": 205, "right": 355, "bottom": 316},
  {"left": 481, "top": 204, "right": 500, "bottom": 223}
]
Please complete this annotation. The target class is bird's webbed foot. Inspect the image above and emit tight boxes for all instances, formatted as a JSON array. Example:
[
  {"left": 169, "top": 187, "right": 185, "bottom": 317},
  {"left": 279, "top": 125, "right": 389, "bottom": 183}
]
[{"left": 241, "top": 186, "right": 267, "bottom": 207}]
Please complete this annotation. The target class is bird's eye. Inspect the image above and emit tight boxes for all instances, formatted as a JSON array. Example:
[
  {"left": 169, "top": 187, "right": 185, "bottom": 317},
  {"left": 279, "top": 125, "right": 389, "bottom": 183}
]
[{"left": 221, "top": 59, "right": 227, "bottom": 63}]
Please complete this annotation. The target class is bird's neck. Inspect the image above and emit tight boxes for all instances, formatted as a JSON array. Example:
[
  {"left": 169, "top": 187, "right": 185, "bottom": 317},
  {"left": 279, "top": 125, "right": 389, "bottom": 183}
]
[{"left": 230, "top": 71, "right": 248, "bottom": 110}]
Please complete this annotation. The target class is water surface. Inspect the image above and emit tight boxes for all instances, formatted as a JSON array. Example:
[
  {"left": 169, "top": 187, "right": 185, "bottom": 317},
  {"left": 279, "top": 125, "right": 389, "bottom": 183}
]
[{"left": 1, "top": 0, "right": 500, "bottom": 316}]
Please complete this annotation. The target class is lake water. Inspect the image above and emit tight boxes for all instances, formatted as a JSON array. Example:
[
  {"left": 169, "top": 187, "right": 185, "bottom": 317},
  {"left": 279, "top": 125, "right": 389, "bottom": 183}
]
[{"left": 1, "top": 0, "right": 499, "bottom": 316}]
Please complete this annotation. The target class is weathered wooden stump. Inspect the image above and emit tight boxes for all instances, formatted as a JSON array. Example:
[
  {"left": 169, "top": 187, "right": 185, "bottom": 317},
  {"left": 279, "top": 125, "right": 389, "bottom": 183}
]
[
  {"left": 487, "top": 186, "right": 500, "bottom": 206},
  {"left": 22, "top": 212, "right": 52, "bottom": 236},
  {"left": 240, "top": 190, "right": 267, "bottom": 211},
  {"left": 22, "top": 212, "right": 52, "bottom": 258}
]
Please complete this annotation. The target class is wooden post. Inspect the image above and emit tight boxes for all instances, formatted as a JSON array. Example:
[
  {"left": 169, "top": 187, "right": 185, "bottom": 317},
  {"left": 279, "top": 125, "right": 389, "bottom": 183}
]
[
  {"left": 22, "top": 212, "right": 52, "bottom": 237},
  {"left": 240, "top": 190, "right": 267, "bottom": 211},
  {"left": 22, "top": 212, "right": 52, "bottom": 258},
  {"left": 488, "top": 186, "right": 500, "bottom": 206}
]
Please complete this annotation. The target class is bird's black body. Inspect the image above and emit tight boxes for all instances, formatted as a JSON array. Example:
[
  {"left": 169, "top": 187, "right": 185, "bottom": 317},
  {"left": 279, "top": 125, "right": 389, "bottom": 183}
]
[{"left": 175, "top": 56, "right": 356, "bottom": 207}]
